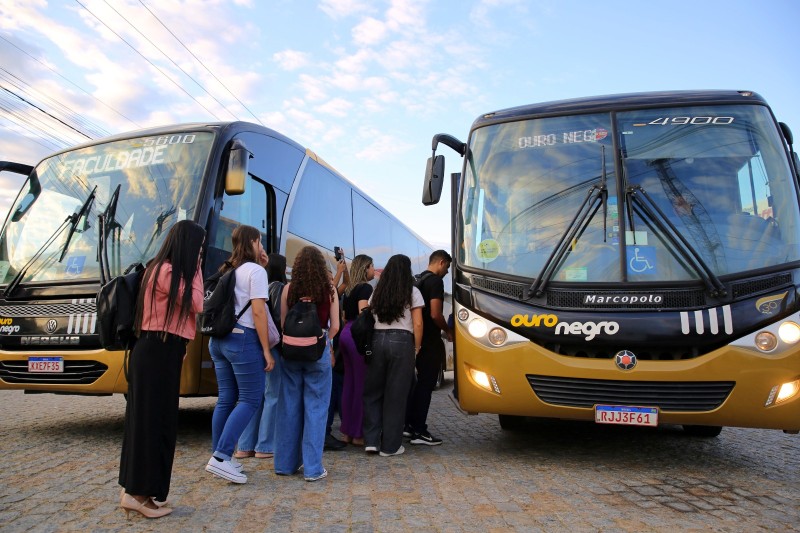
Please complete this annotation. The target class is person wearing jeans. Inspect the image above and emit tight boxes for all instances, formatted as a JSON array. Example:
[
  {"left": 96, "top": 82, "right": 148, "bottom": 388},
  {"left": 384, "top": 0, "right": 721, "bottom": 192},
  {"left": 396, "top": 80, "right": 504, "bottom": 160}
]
[
  {"left": 275, "top": 340, "right": 333, "bottom": 478},
  {"left": 209, "top": 327, "right": 267, "bottom": 470},
  {"left": 205, "top": 225, "right": 275, "bottom": 484},
  {"left": 362, "top": 254, "right": 424, "bottom": 457},
  {"left": 274, "top": 246, "right": 340, "bottom": 482}
]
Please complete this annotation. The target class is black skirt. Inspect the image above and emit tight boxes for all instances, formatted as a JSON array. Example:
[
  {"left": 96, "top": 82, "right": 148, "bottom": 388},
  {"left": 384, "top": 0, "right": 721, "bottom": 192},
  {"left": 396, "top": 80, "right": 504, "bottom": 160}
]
[{"left": 118, "top": 333, "right": 186, "bottom": 501}]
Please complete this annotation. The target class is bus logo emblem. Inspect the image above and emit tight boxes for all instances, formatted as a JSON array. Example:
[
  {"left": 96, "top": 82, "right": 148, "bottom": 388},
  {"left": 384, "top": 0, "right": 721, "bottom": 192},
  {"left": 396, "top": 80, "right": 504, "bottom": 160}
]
[
  {"left": 615, "top": 350, "right": 637, "bottom": 370},
  {"left": 45, "top": 319, "right": 58, "bottom": 334}
]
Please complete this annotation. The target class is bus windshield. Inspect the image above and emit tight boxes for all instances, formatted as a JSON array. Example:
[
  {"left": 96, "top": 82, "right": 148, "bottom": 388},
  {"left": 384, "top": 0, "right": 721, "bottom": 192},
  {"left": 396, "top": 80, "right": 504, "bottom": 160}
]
[
  {"left": 460, "top": 105, "right": 800, "bottom": 282},
  {"left": 0, "top": 132, "right": 215, "bottom": 285}
]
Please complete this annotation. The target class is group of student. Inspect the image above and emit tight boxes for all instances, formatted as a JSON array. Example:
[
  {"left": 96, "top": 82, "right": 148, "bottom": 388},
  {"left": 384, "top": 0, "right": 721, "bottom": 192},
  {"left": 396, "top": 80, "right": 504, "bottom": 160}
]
[{"left": 116, "top": 220, "right": 453, "bottom": 520}]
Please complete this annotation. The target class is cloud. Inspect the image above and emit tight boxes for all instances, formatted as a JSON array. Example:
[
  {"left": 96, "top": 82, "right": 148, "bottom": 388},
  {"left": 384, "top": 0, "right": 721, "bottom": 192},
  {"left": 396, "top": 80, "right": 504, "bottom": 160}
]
[
  {"left": 319, "top": 0, "right": 375, "bottom": 19},
  {"left": 273, "top": 49, "right": 311, "bottom": 71},
  {"left": 352, "top": 17, "right": 387, "bottom": 46},
  {"left": 315, "top": 97, "right": 353, "bottom": 118}
]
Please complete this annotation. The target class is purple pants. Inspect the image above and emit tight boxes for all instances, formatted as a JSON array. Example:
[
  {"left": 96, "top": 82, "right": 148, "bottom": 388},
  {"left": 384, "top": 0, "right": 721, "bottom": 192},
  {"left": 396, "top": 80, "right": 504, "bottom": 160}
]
[{"left": 339, "top": 322, "right": 368, "bottom": 439}]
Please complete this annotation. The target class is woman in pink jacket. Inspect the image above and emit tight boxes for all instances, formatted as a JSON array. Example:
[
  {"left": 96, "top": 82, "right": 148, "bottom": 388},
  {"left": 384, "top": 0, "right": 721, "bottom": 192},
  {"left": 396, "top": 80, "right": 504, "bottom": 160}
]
[{"left": 118, "top": 220, "right": 206, "bottom": 519}]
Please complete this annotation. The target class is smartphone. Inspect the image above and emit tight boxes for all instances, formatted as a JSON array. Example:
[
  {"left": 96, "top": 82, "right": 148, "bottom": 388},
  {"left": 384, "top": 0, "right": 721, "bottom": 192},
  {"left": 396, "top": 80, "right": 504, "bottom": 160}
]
[{"left": 334, "top": 246, "right": 343, "bottom": 261}]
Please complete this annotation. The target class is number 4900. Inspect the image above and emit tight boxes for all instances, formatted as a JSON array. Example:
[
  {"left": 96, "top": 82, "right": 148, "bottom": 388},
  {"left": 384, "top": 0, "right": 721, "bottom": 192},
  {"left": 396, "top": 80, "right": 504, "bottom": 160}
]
[{"left": 649, "top": 116, "right": 734, "bottom": 125}]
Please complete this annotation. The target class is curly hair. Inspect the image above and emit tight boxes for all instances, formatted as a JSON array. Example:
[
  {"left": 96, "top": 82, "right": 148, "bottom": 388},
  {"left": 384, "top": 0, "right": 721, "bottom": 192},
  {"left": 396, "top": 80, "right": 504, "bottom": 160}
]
[
  {"left": 370, "top": 254, "right": 413, "bottom": 324},
  {"left": 345, "top": 254, "right": 373, "bottom": 296},
  {"left": 287, "top": 246, "right": 334, "bottom": 307}
]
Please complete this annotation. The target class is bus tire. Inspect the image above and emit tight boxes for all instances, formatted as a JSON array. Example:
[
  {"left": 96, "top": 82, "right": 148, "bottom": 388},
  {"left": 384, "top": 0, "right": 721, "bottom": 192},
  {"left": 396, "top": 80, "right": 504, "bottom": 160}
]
[
  {"left": 682, "top": 425, "right": 722, "bottom": 437},
  {"left": 498, "top": 414, "right": 526, "bottom": 431}
]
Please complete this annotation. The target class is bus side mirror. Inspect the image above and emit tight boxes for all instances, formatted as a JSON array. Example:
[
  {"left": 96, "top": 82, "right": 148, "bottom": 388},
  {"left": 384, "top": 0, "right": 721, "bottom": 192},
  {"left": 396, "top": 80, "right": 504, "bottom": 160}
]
[
  {"left": 11, "top": 174, "right": 41, "bottom": 222},
  {"left": 780, "top": 122, "right": 794, "bottom": 146},
  {"left": 422, "top": 155, "right": 445, "bottom": 206},
  {"left": 225, "top": 140, "right": 251, "bottom": 195}
]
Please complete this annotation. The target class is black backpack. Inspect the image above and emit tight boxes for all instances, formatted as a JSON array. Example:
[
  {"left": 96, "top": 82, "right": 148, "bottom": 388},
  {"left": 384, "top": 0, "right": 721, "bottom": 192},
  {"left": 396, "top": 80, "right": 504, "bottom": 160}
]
[
  {"left": 282, "top": 299, "right": 326, "bottom": 361},
  {"left": 268, "top": 281, "right": 285, "bottom": 336},
  {"left": 196, "top": 265, "right": 251, "bottom": 338},
  {"left": 349, "top": 305, "right": 375, "bottom": 362},
  {"left": 96, "top": 263, "right": 144, "bottom": 351}
]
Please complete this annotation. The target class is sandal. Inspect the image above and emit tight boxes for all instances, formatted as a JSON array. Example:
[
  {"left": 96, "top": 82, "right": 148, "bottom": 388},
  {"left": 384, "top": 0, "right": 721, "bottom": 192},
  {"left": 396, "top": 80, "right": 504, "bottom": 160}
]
[
  {"left": 233, "top": 450, "right": 255, "bottom": 459},
  {"left": 255, "top": 452, "right": 274, "bottom": 458}
]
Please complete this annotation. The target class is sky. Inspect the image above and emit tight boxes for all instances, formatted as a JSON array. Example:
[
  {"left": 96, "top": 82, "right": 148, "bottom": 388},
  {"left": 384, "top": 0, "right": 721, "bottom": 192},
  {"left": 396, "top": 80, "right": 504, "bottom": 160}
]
[{"left": 1, "top": 0, "right": 799, "bottom": 248}]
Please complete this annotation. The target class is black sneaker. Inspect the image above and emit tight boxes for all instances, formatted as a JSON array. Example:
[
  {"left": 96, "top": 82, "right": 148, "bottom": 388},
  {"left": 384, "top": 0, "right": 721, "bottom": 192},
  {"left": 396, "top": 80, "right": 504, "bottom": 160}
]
[
  {"left": 409, "top": 430, "right": 442, "bottom": 446},
  {"left": 324, "top": 433, "right": 347, "bottom": 451},
  {"left": 402, "top": 425, "right": 413, "bottom": 438}
]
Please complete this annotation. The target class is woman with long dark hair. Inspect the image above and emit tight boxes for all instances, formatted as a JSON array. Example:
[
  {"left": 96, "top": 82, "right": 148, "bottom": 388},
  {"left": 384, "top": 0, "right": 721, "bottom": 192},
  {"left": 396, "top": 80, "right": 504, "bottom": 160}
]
[
  {"left": 338, "top": 254, "right": 375, "bottom": 445},
  {"left": 205, "top": 225, "right": 275, "bottom": 485},
  {"left": 362, "top": 254, "right": 423, "bottom": 457},
  {"left": 119, "top": 220, "right": 206, "bottom": 519},
  {"left": 275, "top": 246, "right": 339, "bottom": 481}
]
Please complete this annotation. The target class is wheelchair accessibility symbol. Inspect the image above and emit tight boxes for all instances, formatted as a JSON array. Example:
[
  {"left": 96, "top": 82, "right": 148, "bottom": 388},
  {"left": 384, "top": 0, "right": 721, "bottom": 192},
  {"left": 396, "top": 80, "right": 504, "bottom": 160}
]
[
  {"left": 64, "top": 256, "right": 86, "bottom": 276},
  {"left": 627, "top": 246, "right": 657, "bottom": 275}
]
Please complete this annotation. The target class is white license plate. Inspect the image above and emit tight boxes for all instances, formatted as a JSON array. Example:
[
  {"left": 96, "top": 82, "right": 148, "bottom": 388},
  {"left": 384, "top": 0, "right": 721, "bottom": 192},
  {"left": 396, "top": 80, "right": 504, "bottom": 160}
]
[
  {"left": 595, "top": 405, "right": 658, "bottom": 427},
  {"left": 28, "top": 357, "right": 64, "bottom": 373}
]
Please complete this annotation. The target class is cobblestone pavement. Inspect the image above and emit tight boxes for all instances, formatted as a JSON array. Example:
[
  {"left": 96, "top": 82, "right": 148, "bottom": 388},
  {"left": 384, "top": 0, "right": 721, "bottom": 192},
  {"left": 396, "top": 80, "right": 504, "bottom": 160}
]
[{"left": 1, "top": 375, "right": 799, "bottom": 532}]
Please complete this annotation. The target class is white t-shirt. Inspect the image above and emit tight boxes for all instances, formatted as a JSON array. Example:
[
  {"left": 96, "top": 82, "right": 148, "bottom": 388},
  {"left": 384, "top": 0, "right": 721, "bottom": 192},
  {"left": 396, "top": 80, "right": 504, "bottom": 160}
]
[
  {"left": 371, "top": 286, "right": 424, "bottom": 332},
  {"left": 233, "top": 262, "right": 269, "bottom": 329}
]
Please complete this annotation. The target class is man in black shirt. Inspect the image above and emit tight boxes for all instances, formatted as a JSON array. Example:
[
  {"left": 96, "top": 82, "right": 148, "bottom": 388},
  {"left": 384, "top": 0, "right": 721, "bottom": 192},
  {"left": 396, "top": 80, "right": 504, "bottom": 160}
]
[{"left": 406, "top": 250, "right": 453, "bottom": 446}]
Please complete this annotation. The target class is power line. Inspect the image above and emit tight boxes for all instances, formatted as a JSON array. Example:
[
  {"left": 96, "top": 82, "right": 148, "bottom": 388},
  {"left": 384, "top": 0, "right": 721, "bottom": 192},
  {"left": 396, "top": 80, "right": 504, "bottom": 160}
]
[
  {"left": 74, "top": 0, "right": 226, "bottom": 121},
  {"left": 138, "top": 0, "right": 265, "bottom": 126},
  {"left": 0, "top": 68, "right": 111, "bottom": 139},
  {"left": 0, "top": 34, "right": 140, "bottom": 129},
  {"left": 101, "top": 0, "right": 240, "bottom": 122},
  {"left": 0, "top": 84, "right": 92, "bottom": 139}
]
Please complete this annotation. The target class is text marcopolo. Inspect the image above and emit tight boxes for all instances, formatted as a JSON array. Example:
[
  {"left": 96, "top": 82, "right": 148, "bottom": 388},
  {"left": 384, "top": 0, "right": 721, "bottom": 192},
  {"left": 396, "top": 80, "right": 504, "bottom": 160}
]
[{"left": 583, "top": 294, "right": 663, "bottom": 305}]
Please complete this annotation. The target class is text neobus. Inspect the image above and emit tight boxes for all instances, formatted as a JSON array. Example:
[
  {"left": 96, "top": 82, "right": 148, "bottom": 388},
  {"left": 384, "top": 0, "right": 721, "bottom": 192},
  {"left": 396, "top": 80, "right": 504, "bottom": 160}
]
[{"left": 510, "top": 313, "right": 619, "bottom": 341}]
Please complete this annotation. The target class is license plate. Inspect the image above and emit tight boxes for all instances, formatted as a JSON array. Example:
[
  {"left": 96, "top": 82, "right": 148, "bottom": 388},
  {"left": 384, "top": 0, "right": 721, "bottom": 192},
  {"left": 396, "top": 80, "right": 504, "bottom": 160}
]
[
  {"left": 28, "top": 357, "right": 64, "bottom": 373},
  {"left": 595, "top": 405, "right": 658, "bottom": 427}
]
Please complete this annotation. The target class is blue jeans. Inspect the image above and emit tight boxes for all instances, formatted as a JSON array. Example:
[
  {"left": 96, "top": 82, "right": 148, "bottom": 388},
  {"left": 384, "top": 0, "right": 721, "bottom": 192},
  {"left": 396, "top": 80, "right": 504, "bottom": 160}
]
[
  {"left": 209, "top": 324, "right": 266, "bottom": 460},
  {"left": 238, "top": 346, "right": 283, "bottom": 453},
  {"left": 274, "top": 341, "right": 332, "bottom": 478}
]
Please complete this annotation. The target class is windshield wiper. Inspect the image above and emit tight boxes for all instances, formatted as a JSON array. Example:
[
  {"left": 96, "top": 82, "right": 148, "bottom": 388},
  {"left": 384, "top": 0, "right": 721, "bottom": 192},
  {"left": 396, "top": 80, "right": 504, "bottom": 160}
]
[
  {"left": 526, "top": 148, "right": 608, "bottom": 299},
  {"left": 625, "top": 184, "right": 726, "bottom": 297},
  {"left": 58, "top": 185, "right": 97, "bottom": 262},
  {"left": 4, "top": 215, "right": 73, "bottom": 297},
  {"left": 98, "top": 184, "right": 121, "bottom": 285},
  {"left": 526, "top": 181, "right": 607, "bottom": 299}
]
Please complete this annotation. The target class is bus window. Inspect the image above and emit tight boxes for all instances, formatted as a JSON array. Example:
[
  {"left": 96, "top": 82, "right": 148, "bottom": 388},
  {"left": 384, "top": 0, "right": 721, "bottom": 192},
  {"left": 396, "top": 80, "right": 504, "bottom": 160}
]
[
  {"left": 353, "top": 192, "right": 392, "bottom": 268},
  {"left": 288, "top": 160, "right": 354, "bottom": 257},
  {"left": 208, "top": 176, "right": 271, "bottom": 271}
]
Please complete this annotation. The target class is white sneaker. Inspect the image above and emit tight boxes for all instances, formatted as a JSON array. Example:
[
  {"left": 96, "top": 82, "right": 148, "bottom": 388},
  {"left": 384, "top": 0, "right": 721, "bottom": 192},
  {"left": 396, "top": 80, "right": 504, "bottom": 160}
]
[
  {"left": 229, "top": 458, "right": 244, "bottom": 472},
  {"left": 304, "top": 468, "right": 328, "bottom": 482},
  {"left": 205, "top": 456, "right": 247, "bottom": 483},
  {"left": 365, "top": 445, "right": 378, "bottom": 454},
  {"left": 379, "top": 445, "right": 405, "bottom": 457}
]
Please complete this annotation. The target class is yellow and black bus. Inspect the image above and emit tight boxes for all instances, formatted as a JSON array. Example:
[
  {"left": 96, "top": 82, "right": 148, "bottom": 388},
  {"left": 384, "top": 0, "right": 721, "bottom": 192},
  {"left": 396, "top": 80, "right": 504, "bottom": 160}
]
[
  {"left": 422, "top": 90, "right": 800, "bottom": 436},
  {"left": 0, "top": 121, "right": 433, "bottom": 396}
]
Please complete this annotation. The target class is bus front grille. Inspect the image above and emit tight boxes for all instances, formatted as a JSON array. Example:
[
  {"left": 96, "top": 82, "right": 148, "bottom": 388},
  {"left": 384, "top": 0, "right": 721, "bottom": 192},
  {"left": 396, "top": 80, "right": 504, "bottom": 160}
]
[
  {"left": 527, "top": 375, "right": 734, "bottom": 412},
  {"left": 0, "top": 360, "right": 108, "bottom": 385}
]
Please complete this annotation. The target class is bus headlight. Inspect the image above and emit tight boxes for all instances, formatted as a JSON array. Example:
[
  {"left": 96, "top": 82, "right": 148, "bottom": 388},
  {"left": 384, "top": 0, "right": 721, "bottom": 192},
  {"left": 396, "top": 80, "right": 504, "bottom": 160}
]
[
  {"left": 457, "top": 308, "right": 470, "bottom": 322},
  {"left": 778, "top": 322, "right": 800, "bottom": 344},
  {"left": 468, "top": 319, "right": 488, "bottom": 338},
  {"left": 487, "top": 328, "right": 507, "bottom": 346},
  {"left": 755, "top": 331, "right": 778, "bottom": 352},
  {"left": 469, "top": 367, "right": 501, "bottom": 394},
  {"left": 765, "top": 380, "right": 800, "bottom": 406}
]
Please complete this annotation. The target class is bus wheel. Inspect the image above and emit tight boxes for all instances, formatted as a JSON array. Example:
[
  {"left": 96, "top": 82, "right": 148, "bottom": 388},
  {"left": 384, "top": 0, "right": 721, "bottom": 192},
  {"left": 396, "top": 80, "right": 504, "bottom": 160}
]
[
  {"left": 498, "top": 414, "right": 526, "bottom": 431},
  {"left": 682, "top": 425, "right": 722, "bottom": 437}
]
